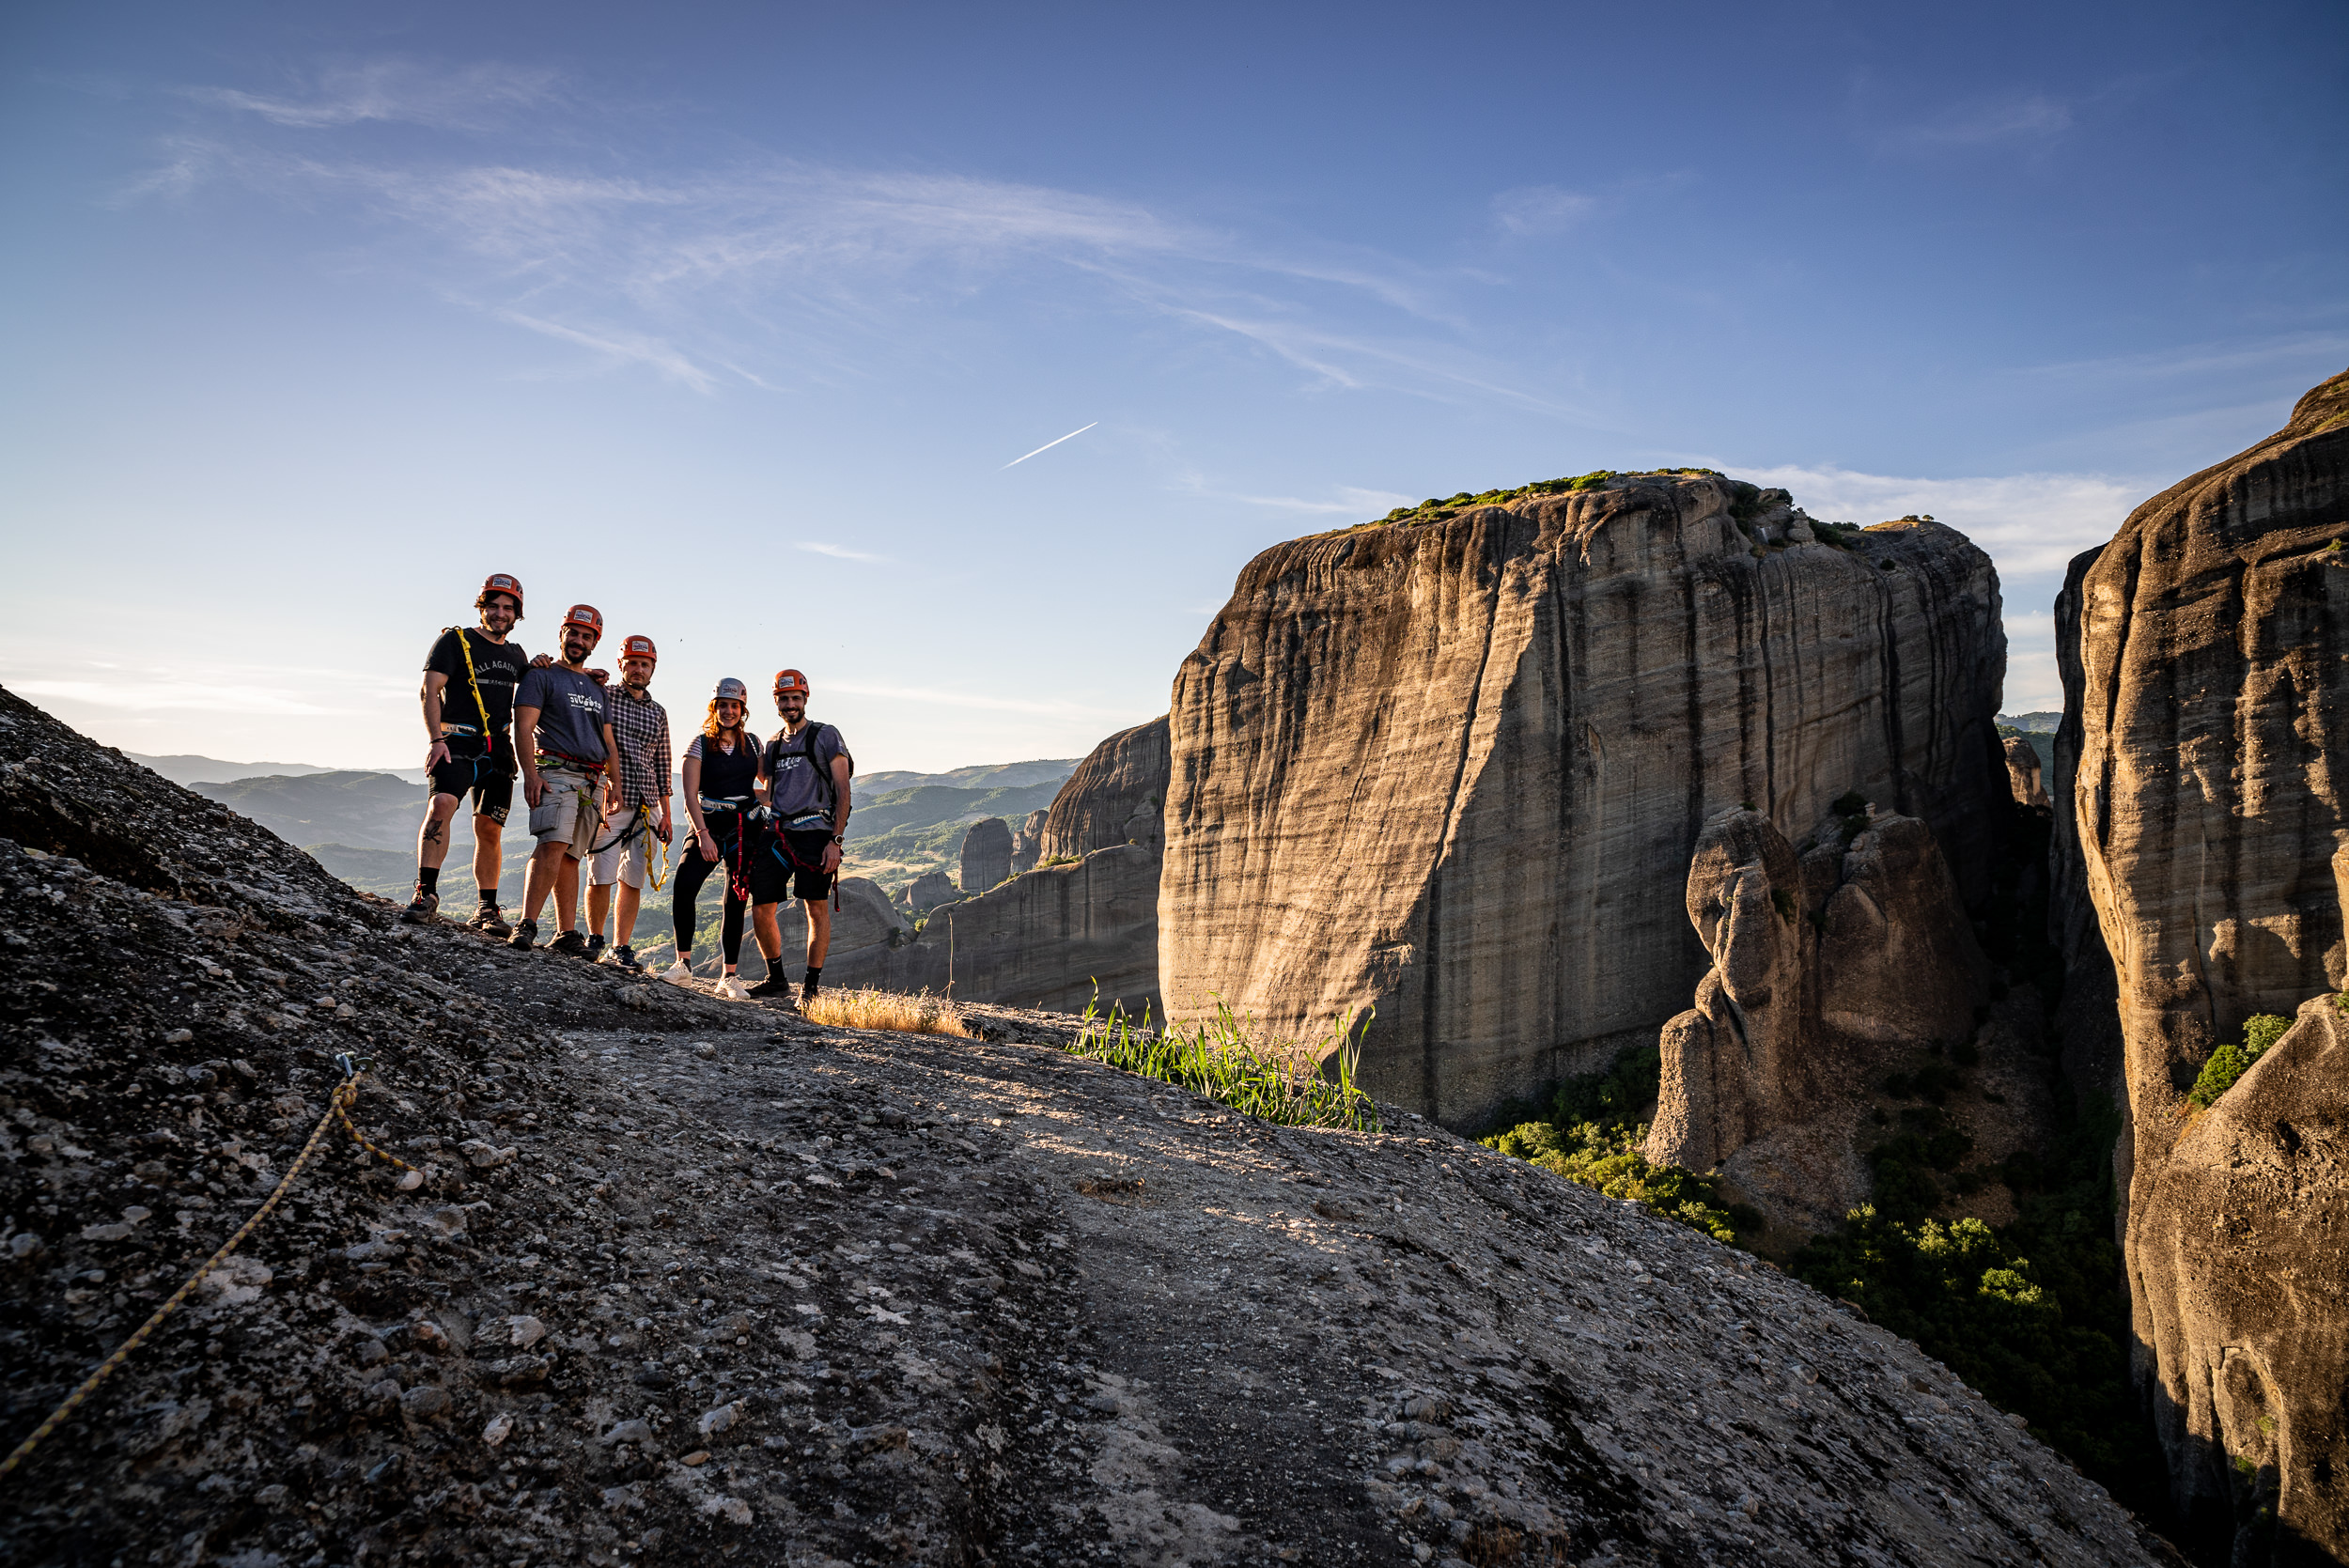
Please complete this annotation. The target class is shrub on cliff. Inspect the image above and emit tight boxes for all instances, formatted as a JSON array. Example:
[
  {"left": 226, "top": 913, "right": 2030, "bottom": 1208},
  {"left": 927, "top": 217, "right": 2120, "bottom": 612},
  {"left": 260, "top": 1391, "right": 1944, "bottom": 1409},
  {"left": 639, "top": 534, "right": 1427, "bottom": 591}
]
[
  {"left": 1480, "top": 1046, "right": 1750, "bottom": 1244},
  {"left": 2187, "top": 1012, "right": 2292, "bottom": 1107}
]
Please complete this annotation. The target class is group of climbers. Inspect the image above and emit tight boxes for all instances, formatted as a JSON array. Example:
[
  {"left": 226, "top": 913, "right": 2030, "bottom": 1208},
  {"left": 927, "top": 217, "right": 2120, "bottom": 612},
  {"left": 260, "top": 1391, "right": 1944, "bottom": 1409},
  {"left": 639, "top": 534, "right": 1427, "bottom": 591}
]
[{"left": 403, "top": 574, "right": 851, "bottom": 1007}]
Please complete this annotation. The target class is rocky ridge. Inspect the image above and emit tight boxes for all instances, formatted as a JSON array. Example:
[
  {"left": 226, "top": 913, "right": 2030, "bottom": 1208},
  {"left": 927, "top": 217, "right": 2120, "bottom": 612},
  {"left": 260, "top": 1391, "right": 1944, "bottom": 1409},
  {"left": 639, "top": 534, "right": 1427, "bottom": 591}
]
[
  {"left": 1161, "top": 474, "right": 2008, "bottom": 1126},
  {"left": 0, "top": 688, "right": 2171, "bottom": 1565},
  {"left": 2057, "top": 368, "right": 2349, "bottom": 1560}
]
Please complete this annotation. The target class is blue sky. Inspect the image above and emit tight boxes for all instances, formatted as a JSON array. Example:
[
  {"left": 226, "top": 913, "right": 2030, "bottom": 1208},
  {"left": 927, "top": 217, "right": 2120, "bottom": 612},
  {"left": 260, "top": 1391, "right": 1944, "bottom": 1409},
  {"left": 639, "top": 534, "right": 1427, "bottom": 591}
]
[{"left": 4, "top": 1, "right": 2344, "bottom": 772}]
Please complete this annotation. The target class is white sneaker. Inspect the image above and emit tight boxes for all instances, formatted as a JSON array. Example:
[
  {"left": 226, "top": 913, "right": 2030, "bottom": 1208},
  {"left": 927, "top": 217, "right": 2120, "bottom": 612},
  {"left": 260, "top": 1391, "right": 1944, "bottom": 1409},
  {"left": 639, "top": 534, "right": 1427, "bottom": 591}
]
[
  {"left": 713, "top": 973, "right": 752, "bottom": 1001},
  {"left": 661, "top": 958, "right": 697, "bottom": 987}
]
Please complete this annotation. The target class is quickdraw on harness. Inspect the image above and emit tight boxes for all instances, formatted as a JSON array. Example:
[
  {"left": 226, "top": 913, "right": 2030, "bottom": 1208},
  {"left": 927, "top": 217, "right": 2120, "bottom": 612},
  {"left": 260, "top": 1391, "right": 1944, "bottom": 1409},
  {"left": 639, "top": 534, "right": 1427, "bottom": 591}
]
[
  {"left": 699, "top": 797, "right": 758, "bottom": 906},
  {"left": 764, "top": 719, "right": 846, "bottom": 910},
  {"left": 589, "top": 802, "right": 673, "bottom": 892}
]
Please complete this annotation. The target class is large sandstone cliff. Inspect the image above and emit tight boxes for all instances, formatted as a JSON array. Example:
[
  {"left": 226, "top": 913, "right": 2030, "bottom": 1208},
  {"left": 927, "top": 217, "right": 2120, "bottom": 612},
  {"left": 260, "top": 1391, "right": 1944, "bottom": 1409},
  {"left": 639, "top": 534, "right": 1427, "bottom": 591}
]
[
  {"left": 1161, "top": 474, "right": 2007, "bottom": 1124},
  {"left": 2060, "top": 368, "right": 2349, "bottom": 1560}
]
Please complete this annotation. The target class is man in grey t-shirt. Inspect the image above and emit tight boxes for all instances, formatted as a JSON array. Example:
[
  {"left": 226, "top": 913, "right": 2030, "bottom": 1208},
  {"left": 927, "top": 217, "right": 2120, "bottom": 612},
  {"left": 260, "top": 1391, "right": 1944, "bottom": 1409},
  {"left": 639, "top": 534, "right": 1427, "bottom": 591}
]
[
  {"left": 510, "top": 603, "right": 619, "bottom": 954},
  {"left": 747, "top": 668, "right": 852, "bottom": 1004}
]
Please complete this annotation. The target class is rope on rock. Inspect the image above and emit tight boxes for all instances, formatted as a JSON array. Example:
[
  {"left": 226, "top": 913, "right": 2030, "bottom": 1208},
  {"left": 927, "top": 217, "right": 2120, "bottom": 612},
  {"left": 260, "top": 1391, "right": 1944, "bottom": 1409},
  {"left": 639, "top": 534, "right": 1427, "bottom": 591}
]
[{"left": 0, "top": 1054, "right": 422, "bottom": 1483}]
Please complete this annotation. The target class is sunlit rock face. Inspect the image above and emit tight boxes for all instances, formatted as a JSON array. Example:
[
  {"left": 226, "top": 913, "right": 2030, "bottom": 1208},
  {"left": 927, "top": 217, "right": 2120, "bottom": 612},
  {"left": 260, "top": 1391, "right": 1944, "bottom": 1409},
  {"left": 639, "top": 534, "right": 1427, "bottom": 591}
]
[
  {"left": 1161, "top": 473, "right": 2005, "bottom": 1126},
  {"left": 2059, "top": 367, "right": 2349, "bottom": 1560}
]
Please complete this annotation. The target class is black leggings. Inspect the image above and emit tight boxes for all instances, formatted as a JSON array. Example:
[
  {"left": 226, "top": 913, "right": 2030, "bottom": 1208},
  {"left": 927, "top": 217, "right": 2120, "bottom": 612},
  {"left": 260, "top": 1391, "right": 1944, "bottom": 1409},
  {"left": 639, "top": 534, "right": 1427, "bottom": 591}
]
[{"left": 673, "top": 834, "right": 748, "bottom": 967}]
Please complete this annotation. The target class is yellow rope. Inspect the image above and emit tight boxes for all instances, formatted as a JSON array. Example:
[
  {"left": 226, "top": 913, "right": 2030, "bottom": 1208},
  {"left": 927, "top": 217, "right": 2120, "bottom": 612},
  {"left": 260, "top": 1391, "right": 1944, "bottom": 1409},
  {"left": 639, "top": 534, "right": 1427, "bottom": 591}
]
[
  {"left": 449, "top": 625, "right": 499, "bottom": 754},
  {"left": 0, "top": 1059, "right": 419, "bottom": 1483}
]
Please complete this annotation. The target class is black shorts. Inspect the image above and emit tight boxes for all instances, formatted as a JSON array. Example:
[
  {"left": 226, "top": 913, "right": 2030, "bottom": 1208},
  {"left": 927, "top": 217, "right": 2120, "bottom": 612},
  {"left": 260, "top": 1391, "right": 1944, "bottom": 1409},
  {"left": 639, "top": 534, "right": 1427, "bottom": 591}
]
[
  {"left": 759, "top": 826, "right": 836, "bottom": 904},
  {"left": 429, "top": 752, "right": 515, "bottom": 826}
]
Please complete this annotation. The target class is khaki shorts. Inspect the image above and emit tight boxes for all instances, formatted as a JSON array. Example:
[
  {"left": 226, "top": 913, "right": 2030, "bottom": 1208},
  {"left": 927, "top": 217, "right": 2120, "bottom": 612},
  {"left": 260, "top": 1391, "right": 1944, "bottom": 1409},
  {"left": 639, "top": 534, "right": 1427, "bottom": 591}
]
[
  {"left": 589, "top": 805, "right": 661, "bottom": 890},
  {"left": 527, "top": 768, "right": 602, "bottom": 860}
]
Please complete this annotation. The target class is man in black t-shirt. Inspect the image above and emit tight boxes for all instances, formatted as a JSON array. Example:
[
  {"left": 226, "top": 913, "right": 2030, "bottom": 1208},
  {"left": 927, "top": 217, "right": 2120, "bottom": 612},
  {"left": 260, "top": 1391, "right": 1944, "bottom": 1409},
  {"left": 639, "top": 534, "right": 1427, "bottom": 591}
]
[
  {"left": 406, "top": 572, "right": 531, "bottom": 933},
  {"left": 747, "top": 668, "right": 852, "bottom": 1004}
]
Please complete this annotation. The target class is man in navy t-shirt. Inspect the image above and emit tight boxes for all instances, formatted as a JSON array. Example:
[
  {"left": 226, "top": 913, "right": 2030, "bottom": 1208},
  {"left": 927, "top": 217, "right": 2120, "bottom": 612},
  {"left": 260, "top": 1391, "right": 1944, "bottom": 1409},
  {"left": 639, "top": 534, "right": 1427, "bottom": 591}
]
[{"left": 510, "top": 604, "right": 619, "bottom": 954}]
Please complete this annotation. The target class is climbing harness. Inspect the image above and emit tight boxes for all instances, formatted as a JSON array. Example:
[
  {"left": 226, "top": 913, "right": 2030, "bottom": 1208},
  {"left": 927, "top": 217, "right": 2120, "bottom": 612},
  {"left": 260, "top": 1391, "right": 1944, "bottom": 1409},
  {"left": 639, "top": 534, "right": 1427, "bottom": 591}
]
[
  {"left": 589, "top": 802, "right": 673, "bottom": 893},
  {"left": 0, "top": 1054, "right": 421, "bottom": 1483}
]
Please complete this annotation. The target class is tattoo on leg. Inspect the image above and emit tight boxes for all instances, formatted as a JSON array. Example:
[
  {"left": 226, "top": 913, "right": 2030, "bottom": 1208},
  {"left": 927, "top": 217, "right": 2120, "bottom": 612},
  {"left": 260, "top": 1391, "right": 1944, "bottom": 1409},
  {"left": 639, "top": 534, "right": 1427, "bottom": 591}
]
[{"left": 423, "top": 821, "right": 445, "bottom": 845}]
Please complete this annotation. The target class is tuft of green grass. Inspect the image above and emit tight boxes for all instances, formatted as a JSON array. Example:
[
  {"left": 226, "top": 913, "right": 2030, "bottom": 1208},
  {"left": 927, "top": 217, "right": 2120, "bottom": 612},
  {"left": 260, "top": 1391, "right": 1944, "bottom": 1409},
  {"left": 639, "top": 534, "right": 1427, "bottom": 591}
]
[
  {"left": 1066, "top": 995, "right": 1382, "bottom": 1132},
  {"left": 2188, "top": 1012, "right": 2293, "bottom": 1107},
  {"left": 1478, "top": 1046, "right": 1748, "bottom": 1244},
  {"left": 1354, "top": 468, "right": 1727, "bottom": 531}
]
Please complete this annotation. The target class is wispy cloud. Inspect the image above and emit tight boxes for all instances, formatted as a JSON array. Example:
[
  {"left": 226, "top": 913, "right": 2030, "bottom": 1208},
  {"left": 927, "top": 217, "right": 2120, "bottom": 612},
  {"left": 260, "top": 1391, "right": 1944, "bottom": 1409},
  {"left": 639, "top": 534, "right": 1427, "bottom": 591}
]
[
  {"left": 796, "top": 541, "right": 888, "bottom": 564},
  {"left": 1187, "top": 482, "right": 1416, "bottom": 518},
  {"left": 137, "top": 60, "right": 1574, "bottom": 411},
  {"left": 1491, "top": 185, "right": 1595, "bottom": 236},
  {"left": 497, "top": 310, "right": 714, "bottom": 391},
  {"left": 1741, "top": 462, "right": 2146, "bottom": 577},
  {"left": 9, "top": 677, "right": 352, "bottom": 716},
  {"left": 1887, "top": 92, "right": 2073, "bottom": 151},
  {"left": 184, "top": 59, "right": 562, "bottom": 132}
]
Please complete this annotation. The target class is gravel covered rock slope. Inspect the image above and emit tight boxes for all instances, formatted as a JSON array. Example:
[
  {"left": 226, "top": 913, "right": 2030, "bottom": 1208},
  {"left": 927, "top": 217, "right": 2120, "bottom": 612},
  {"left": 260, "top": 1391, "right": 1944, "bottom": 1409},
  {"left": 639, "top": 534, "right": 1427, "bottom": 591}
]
[{"left": 1, "top": 688, "right": 2170, "bottom": 1565}]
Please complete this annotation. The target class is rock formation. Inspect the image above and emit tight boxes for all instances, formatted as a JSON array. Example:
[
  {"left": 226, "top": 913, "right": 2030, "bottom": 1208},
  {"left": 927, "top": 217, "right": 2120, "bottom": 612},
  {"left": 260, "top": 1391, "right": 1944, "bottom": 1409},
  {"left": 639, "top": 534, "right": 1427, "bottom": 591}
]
[
  {"left": 906, "top": 868, "right": 958, "bottom": 912},
  {"left": 1008, "top": 808, "right": 1048, "bottom": 875},
  {"left": 827, "top": 722, "right": 1174, "bottom": 1014},
  {"left": 2003, "top": 736, "right": 2049, "bottom": 808},
  {"left": 767, "top": 877, "right": 904, "bottom": 968},
  {"left": 2058, "top": 367, "right": 2349, "bottom": 1560},
  {"left": 957, "top": 815, "right": 1012, "bottom": 893},
  {"left": 1038, "top": 715, "right": 1168, "bottom": 862},
  {"left": 1162, "top": 474, "right": 2007, "bottom": 1125},
  {"left": 826, "top": 846, "right": 1160, "bottom": 1015},
  {"left": 1645, "top": 805, "right": 1993, "bottom": 1232}
]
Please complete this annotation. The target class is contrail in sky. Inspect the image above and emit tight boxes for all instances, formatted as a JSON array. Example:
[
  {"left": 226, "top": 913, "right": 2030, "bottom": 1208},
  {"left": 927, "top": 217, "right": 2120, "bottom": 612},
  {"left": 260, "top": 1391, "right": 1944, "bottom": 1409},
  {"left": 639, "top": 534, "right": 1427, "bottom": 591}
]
[{"left": 1002, "top": 421, "right": 1098, "bottom": 469}]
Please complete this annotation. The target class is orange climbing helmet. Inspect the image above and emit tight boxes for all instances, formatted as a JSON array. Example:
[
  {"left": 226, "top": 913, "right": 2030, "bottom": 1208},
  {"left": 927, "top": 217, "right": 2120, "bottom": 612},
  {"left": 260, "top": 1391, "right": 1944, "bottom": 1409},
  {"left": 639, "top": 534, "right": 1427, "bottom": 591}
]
[
  {"left": 620, "top": 634, "right": 657, "bottom": 666},
  {"left": 475, "top": 573, "right": 525, "bottom": 616},
  {"left": 562, "top": 604, "right": 604, "bottom": 642},
  {"left": 772, "top": 668, "right": 810, "bottom": 698}
]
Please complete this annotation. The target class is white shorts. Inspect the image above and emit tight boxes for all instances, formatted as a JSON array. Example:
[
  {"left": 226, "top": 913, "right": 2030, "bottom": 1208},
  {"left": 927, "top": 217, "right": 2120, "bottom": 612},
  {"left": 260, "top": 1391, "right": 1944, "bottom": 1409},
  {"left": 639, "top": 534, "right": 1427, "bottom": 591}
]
[{"left": 589, "top": 805, "right": 661, "bottom": 890}]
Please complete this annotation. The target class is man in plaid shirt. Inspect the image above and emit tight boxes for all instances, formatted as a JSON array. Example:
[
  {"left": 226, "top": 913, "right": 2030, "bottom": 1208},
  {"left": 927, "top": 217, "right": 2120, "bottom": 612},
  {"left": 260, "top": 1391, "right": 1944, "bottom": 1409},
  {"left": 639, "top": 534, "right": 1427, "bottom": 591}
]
[{"left": 584, "top": 634, "right": 674, "bottom": 970}]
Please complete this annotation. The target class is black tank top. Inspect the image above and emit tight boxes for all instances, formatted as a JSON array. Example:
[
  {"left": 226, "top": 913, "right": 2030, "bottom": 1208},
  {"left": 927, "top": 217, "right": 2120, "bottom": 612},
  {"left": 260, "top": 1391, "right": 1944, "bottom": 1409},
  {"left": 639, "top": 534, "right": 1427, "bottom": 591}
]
[{"left": 689, "top": 733, "right": 759, "bottom": 802}]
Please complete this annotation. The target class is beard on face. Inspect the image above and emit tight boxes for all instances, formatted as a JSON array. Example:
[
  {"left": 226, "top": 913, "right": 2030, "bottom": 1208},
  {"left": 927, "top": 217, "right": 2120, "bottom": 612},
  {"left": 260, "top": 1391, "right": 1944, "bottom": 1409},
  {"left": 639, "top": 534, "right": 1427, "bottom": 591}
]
[{"left": 564, "top": 632, "right": 597, "bottom": 663}]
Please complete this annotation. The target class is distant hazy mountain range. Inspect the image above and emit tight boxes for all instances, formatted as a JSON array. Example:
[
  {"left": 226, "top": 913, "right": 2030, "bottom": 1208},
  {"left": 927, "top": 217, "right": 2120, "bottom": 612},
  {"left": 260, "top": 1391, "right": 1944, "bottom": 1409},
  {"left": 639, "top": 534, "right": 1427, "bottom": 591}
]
[{"left": 169, "top": 753, "right": 1082, "bottom": 902}]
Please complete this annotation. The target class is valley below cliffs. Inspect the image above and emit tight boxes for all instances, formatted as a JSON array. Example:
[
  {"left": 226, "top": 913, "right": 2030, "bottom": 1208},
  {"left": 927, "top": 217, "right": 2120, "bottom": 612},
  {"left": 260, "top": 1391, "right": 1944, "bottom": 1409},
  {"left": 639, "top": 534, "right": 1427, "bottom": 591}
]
[{"left": 1160, "top": 472, "right": 2008, "bottom": 1128}]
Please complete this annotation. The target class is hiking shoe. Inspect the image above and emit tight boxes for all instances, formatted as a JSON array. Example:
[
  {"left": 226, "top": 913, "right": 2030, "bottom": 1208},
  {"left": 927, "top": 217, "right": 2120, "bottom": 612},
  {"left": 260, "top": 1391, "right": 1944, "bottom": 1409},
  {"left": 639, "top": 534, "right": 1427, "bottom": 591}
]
[
  {"left": 401, "top": 890, "right": 440, "bottom": 924},
  {"left": 608, "top": 945, "right": 642, "bottom": 972},
  {"left": 465, "top": 905, "right": 512, "bottom": 939},
  {"left": 549, "top": 929, "right": 588, "bottom": 957},
  {"left": 583, "top": 933, "right": 607, "bottom": 961},
  {"left": 800, "top": 978, "right": 820, "bottom": 1006},
  {"left": 507, "top": 919, "right": 537, "bottom": 951},
  {"left": 660, "top": 957, "right": 697, "bottom": 986},
  {"left": 746, "top": 973, "right": 796, "bottom": 1001},
  {"left": 713, "top": 973, "right": 752, "bottom": 1001}
]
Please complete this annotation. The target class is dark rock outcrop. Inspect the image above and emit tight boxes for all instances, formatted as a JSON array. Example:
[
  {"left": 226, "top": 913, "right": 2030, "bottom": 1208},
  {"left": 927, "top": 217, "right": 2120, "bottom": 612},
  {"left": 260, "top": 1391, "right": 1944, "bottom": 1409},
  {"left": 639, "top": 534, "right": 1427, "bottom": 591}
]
[
  {"left": 2058, "top": 367, "right": 2349, "bottom": 1560},
  {"left": 2003, "top": 736, "right": 2049, "bottom": 808},
  {"left": 1038, "top": 716, "right": 1168, "bottom": 862},
  {"left": 1646, "top": 805, "right": 1995, "bottom": 1233},
  {"left": 1009, "top": 808, "right": 1048, "bottom": 876},
  {"left": 906, "top": 868, "right": 958, "bottom": 912},
  {"left": 827, "top": 846, "right": 1159, "bottom": 1015},
  {"left": 957, "top": 815, "right": 1012, "bottom": 893},
  {"left": 1162, "top": 474, "right": 2007, "bottom": 1125}
]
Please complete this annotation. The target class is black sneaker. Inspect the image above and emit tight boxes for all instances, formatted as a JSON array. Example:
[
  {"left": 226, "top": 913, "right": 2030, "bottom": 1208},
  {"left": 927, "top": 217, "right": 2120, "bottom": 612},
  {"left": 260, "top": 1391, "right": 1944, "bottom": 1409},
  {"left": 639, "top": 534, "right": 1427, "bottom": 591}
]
[
  {"left": 610, "top": 945, "right": 642, "bottom": 972},
  {"left": 583, "top": 933, "right": 607, "bottom": 961},
  {"left": 549, "top": 929, "right": 588, "bottom": 956},
  {"left": 746, "top": 974, "right": 797, "bottom": 1001},
  {"left": 508, "top": 919, "right": 537, "bottom": 951},
  {"left": 401, "top": 890, "right": 440, "bottom": 924},
  {"left": 466, "top": 905, "right": 512, "bottom": 939}
]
